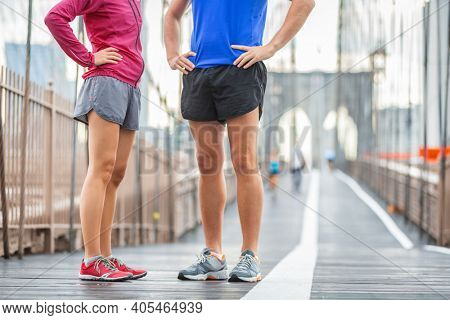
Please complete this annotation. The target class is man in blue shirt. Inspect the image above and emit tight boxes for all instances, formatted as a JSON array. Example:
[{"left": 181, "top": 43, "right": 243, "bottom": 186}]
[{"left": 165, "top": 0, "right": 315, "bottom": 282}]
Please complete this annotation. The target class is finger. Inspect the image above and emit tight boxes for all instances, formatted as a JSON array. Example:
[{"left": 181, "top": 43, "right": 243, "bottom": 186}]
[
  {"left": 243, "top": 57, "right": 259, "bottom": 69},
  {"left": 237, "top": 54, "right": 254, "bottom": 68},
  {"left": 177, "top": 60, "right": 191, "bottom": 71},
  {"left": 231, "top": 45, "right": 251, "bottom": 52},
  {"left": 104, "top": 47, "right": 119, "bottom": 52},
  {"left": 107, "top": 55, "right": 122, "bottom": 62},
  {"left": 108, "top": 52, "right": 123, "bottom": 59},
  {"left": 182, "top": 51, "right": 197, "bottom": 58},
  {"left": 104, "top": 59, "right": 118, "bottom": 64},
  {"left": 233, "top": 52, "right": 249, "bottom": 66},
  {"left": 176, "top": 65, "right": 188, "bottom": 75},
  {"left": 179, "top": 57, "right": 195, "bottom": 70}
]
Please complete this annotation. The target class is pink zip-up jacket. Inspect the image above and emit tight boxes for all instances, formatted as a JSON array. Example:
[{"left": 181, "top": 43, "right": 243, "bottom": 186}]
[{"left": 45, "top": 0, "right": 144, "bottom": 87}]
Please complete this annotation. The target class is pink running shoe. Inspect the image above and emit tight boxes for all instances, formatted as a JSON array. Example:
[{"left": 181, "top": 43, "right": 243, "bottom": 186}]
[
  {"left": 79, "top": 257, "right": 132, "bottom": 282},
  {"left": 109, "top": 257, "right": 148, "bottom": 280}
]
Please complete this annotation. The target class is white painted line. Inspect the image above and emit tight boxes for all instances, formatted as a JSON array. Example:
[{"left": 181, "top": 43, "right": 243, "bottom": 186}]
[
  {"left": 423, "top": 245, "right": 450, "bottom": 255},
  {"left": 335, "top": 170, "right": 414, "bottom": 250},
  {"left": 242, "top": 170, "right": 320, "bottom": 300}
]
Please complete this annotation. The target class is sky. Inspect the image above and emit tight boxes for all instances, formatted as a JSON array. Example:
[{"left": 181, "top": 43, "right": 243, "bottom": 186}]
[
  {"left": 294, "top": 0, "right": 338, "bottom": 72},
  {"left": 265, "top": 0, "right": 339, "bottom": 73}
]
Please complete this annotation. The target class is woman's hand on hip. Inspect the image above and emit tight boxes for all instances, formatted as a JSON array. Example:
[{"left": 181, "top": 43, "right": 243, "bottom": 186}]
[
  {"left": 94, "top": 48, "right": 123, "bottom": 66},
  {"left": 168, "top": 51, "right": 196, "bottom": 75}
]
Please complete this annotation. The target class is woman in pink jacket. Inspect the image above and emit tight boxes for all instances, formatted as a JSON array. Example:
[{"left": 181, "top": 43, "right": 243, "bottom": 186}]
[{"left": 45, "top": 0, "right": 147, "bottom": 281}]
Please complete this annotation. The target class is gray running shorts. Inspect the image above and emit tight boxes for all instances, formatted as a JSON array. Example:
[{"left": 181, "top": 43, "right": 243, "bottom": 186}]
[{"left": 74, "top": 76, "right": 141, "bottom": 131}]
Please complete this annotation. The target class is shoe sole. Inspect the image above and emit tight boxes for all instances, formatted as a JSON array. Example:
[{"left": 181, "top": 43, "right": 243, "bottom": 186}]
[
  {"left": 178, "top": 269, "right": 228, "bottom": 281},
  {"left": 131, "top": 271, "right": 148, "bottom": 280},
  {"left": 228, "top": 274, "right": 262, "bottom": 283},
  {"left": 79, "top": 274, "right": 132, "bottom": 282}
]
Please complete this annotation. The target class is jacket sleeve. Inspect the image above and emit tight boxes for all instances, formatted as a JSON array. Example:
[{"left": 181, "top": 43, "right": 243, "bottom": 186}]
[{"left": 44, "top": 0, "right": 104, "bottom": 67}]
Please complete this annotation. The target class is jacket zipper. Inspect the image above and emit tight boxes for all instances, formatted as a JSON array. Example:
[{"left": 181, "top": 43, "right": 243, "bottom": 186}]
[{"left": 127, "top": 0, "right": 145, "bottom": 87}]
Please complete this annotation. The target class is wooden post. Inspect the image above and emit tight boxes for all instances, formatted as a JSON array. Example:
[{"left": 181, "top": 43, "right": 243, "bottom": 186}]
[
  {"left": 443, "top": 160, "right": 450, "bottom": 245},
  {"left": 135, "top": 134, "right": 144, "bottom": 244},
  {"left": 0, "top": 67, "right": 10, "bottom": 259},
  {"left": 438, "top": 3, "right": 450, "bottom": 245},
  {"left": 44, "top": 83, "right": 55, "bottom": 254},
  {"left": 18, "top": 0, "right": 33, "bottom": 259},
  {"left": 166, "top": 127, "right": 175, "bottom": 242},
  {"left": 68, "top": 18, "right": 84, "bottom": 252}
]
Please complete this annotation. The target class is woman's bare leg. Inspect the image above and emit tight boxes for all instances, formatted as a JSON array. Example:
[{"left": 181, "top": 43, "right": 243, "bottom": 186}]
[
  {"left": 100, "top": 129, "right": 136, "bottom": 257},
  {"left": 80, "top": 112, "right": 120, "bottom": 259}
]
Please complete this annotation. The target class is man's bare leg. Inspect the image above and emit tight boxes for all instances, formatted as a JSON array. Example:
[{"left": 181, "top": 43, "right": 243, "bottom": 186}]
[
  {"left": 189, "top": 121, "right": 226, "bottom": 254},
  {"left": 228, "top": 108, "right": 263, "bottom": 254}
]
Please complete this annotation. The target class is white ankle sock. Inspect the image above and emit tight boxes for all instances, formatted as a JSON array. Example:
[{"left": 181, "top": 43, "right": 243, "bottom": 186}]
[{"left": 84, "top": 255, "right": 102, "bottom": 265}]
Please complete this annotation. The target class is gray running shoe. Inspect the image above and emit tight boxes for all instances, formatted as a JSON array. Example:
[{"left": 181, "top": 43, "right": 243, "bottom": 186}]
[
  {"left": 228, "top": 250, "right": 262, "bottom": 282},
  {"left": 178, "top": 248, "right": 228, "bottom": 281}
]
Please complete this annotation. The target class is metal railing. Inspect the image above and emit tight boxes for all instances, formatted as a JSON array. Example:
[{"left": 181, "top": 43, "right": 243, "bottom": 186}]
[
  {"left": 344, "top": 158, "right": 450, "bottom": 245},
  {"left": 0, "top": 65, "right": 237, "bottom": 257}
]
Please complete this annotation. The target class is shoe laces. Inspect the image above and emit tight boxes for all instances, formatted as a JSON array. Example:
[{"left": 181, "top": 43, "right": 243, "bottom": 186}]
[
  {"left": 111, "top": 257, "right": 125, "bottom": 267},
  {"left": 193, "top": 253, "right": 208, "bottom": 266},
  {"left": 234, "top": 255, "right": 255, "bottom": 271},
  {"left": 93, "top": 258, "right": 117, "bottom": 273}
]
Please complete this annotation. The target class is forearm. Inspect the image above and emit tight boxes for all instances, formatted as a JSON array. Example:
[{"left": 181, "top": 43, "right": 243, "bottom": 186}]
[
  {"left": 45, "top": 0, "right": 97, "bottom": 67},
  {"left": 164, "top": 12, "right": 182, "bottom": 60},
  {"left": 267, "top": 0, "right": 315, "bottom": 54},
  {"left": 45, "top": 14, "right": 94, "bottom": 67}
]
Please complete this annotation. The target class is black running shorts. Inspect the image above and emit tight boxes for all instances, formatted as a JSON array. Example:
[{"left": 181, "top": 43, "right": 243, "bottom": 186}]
[{"left": 181, "top": 62, "right": 267, "bottom": 123}]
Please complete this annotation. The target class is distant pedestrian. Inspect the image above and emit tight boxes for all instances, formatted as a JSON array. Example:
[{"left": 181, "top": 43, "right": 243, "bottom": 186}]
[
  {"left": 325, "top": 149, "right": 336, "bottom": 171},
  {"left": 269, "top": 152, "right": 281, "bottom": 190},
  {"left": 291, "top": 148, "right": 306, "bottom": 193}
]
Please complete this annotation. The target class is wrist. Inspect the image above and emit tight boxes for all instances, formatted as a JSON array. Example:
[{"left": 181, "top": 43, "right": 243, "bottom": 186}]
[
  {"left": 167, "top": 53, "right": 179, "bottom": 62},
  {"left": 266, "top": 42, "right": 279, "bottom": 56},
  {"left": 89, "top": 52, "right": 96, "bottom": 67}
]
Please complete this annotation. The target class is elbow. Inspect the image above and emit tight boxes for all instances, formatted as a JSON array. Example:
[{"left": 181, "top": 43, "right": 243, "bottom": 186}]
[
  {"left": 305, "top": 0, "right": 315, "bottom": 12},
  {"left": 164, "top": 9, "right": 182, "bottom": 25},
  {"left": 44, "top": 12, "right": 56, "bottom": 28},
  {"left": 293, "top": 0, "right": 315, "bottom": 15}
]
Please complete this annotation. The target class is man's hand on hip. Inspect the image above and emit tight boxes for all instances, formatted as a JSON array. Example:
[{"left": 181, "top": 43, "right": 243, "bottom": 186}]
[
  {"left": 231, "top": 44, "right": 275, "bottom": 69},
  {"left": 168, "top": 51, "right": 196, "bottom": 75}
]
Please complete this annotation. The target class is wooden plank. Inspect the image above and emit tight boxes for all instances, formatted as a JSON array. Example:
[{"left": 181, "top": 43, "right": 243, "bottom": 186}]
[{"left": 0, "top": 66, "right": 10, "bottom": 259}]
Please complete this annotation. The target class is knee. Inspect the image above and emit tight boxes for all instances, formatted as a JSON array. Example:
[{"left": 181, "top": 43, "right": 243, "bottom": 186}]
[
  {"left": 196, "top": 149, "right": 224, "bottom": 175},
  {"left": 232, "top": 152, "right": 258, "bottom": 176},
  {"left": 110, "top": 165, "right": 127, "bottom": 187},
  {"left": 90, "top": 158, "right": 116, "bottom": 185}
]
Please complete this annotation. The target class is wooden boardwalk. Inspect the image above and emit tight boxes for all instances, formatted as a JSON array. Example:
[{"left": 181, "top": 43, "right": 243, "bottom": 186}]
[
  {"left": 0, "top": 176, "right": 307, "bottom": 300},
  {"left": 311, "top": 173, "right": 450, "bottom": 300},
  {"left": 1, "top": 172, "right": 450, "bottom": 300}
]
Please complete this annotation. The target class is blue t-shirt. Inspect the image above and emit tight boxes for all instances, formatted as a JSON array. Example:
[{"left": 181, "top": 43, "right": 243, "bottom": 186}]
[{"left": 189, "top": 0, "right": 268, "bottom": 68}]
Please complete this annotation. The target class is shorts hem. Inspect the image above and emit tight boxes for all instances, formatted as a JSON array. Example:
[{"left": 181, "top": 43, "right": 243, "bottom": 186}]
[
  {"left": 74, "top": 107, "right": 139, "bottom": 131},
  {"left": 218, "top": 102, "right": 263, "bottom": 122},
  {"left": 182, "top": 115, "right": 226, "bottom": 125}
]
